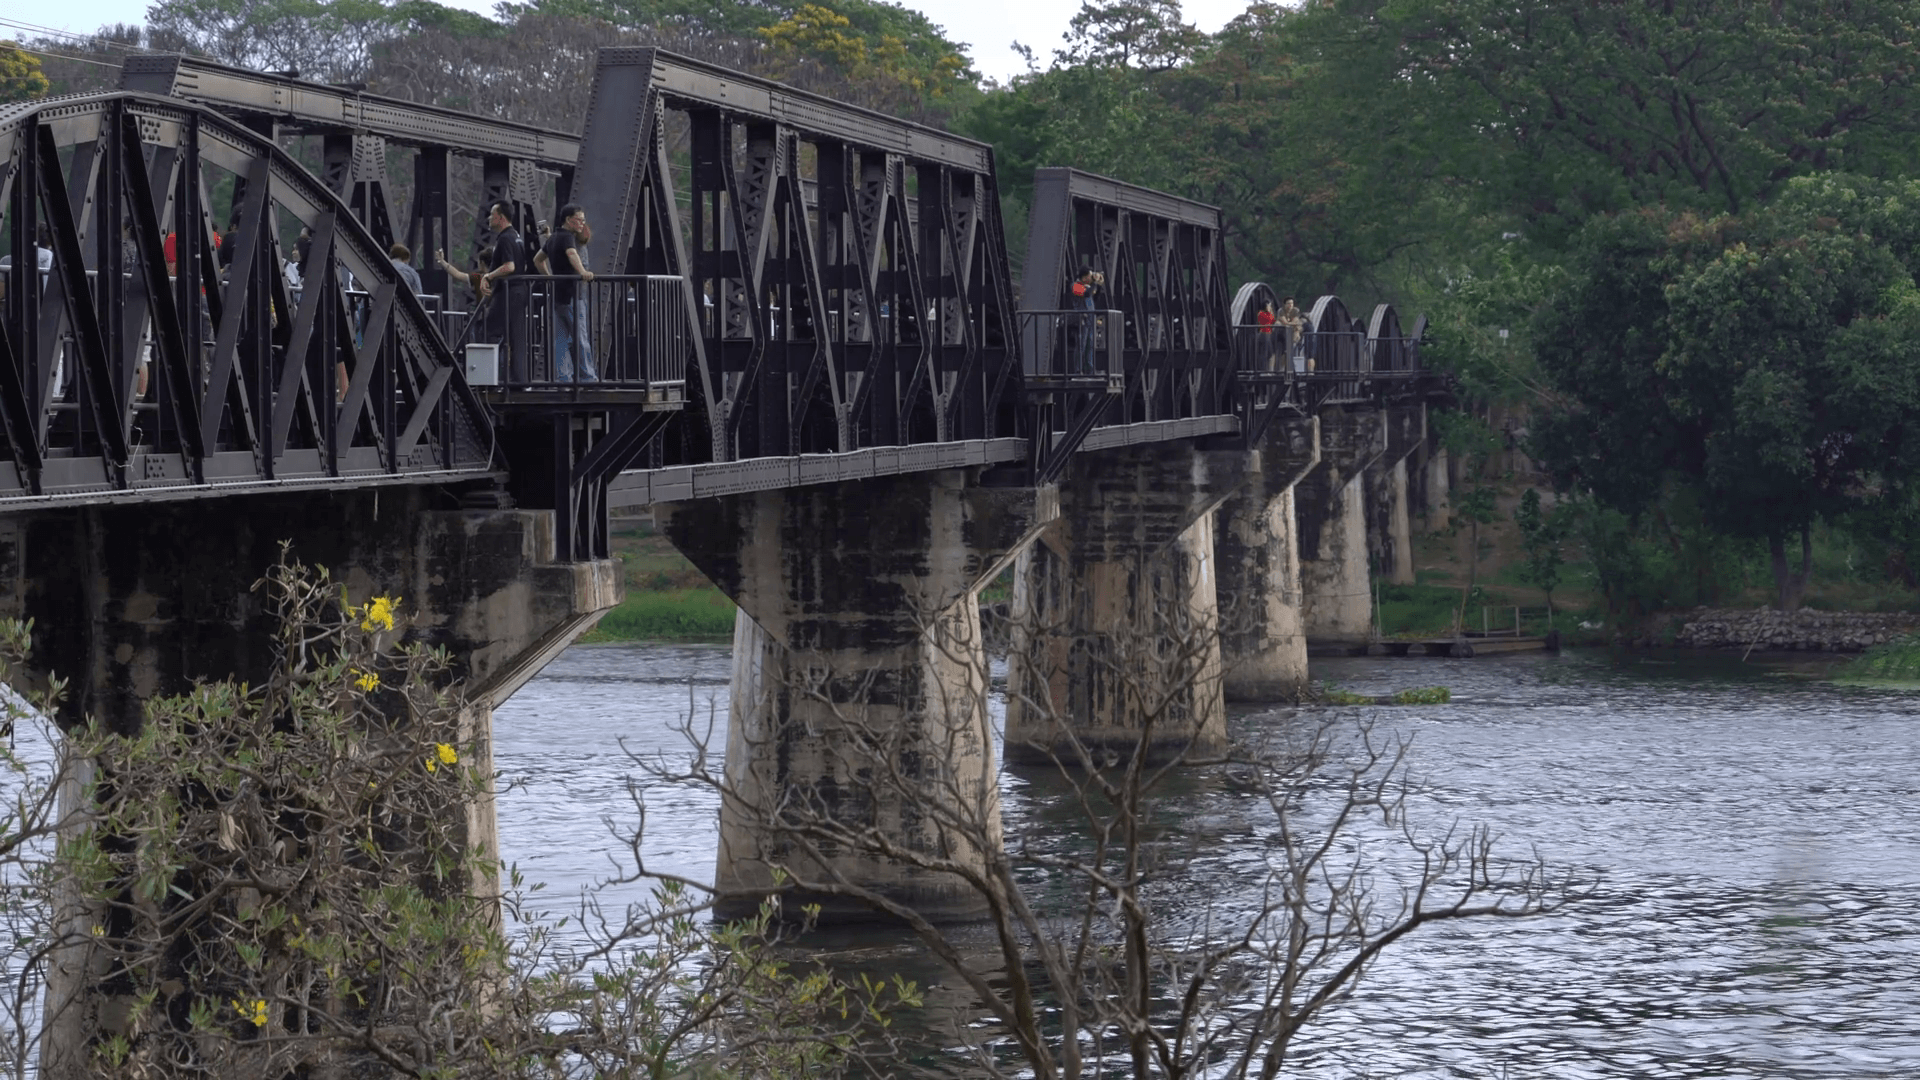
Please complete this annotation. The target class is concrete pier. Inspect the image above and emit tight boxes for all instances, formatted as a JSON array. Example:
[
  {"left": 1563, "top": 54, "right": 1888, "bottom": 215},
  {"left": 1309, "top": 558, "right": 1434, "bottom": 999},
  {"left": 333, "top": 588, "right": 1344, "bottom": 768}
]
[
  {"left": 656, "top": 471, "right": 1055, "bottom": 922},
  {"left": 1214, "top": 416, "right": 1321, "bottom": 700},
  {"left": 1005, "top": 444, "right": 1243, "bottom": 766},
  {"left": 1298, "top": 409, "right": 1387, "bottom": 643},
  {"left": 1365, "top": 405, "right": 1428, "bottom": 588}
]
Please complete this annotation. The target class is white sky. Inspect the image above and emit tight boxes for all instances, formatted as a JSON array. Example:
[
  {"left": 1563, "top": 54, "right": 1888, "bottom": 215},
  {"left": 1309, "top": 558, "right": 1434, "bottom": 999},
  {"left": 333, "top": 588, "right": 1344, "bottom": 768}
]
[{"left": 5, "top": 0, "right": 1258, "bottom": 86}]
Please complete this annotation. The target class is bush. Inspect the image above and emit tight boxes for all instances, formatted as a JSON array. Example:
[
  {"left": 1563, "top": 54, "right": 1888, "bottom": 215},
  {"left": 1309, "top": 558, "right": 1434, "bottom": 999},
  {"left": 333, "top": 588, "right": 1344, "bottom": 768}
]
[
  {"left": 6, "top": 550, "right": 907, "bottom": 1077},
  {"left": 1847, "top": 634, "right": 1920, "bottom": 681}
]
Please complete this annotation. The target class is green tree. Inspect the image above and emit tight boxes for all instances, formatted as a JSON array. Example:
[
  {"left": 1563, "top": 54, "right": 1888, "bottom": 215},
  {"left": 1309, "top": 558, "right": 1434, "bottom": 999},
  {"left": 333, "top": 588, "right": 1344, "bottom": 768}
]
[
  {"left": 1533, "top": 181, "right": 1920, "bottom": 609},
  {"left": 0, "top": 40, "right": 50, "bottom": 103},
  {"left": 1513, "top": 487, "right": 1567, "bottom": 615},
  {"left": 1391, "top": 0, "right": 1920, "bottom": 238}
]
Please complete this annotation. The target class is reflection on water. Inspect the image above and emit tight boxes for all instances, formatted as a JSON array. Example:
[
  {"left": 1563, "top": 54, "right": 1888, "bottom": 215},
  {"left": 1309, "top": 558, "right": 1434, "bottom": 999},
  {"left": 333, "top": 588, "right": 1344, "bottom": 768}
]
[{"left": 494, "top": 646, "right": 1920, "bottom": 1078}]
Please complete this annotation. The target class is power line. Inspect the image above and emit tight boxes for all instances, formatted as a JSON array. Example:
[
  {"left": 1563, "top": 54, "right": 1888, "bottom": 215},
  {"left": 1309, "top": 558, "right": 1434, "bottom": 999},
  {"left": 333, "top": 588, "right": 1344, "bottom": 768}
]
[
  {"left": 9, "top": 44, "right": 126, "bottom": 71},
  {"left": 0, "top": 16, "right": 144, "bottom": 49}
]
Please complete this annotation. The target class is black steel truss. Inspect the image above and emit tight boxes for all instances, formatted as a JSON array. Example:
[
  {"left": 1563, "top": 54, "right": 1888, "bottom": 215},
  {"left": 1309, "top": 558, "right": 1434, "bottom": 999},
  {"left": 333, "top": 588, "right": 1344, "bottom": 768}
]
[
  {"left": 575, "top": 48, "right": 1022, "bottom": 467},
  {"left": 0, "top": 91, "right": 493, "bottom": 505},
  {"left": 123, "top": 53, "right": 567, "bottom": 307},
  {"left": 0, "top": 52, "right": 1450, "bottom": 562},
  {"left": 1019, "top": 167, "right": 1235, "bottom": 481}
]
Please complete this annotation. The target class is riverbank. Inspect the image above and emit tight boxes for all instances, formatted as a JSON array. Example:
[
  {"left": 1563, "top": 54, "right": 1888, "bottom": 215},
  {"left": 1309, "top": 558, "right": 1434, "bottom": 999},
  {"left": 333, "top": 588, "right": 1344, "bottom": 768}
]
[{"left": 580, "top": 522, "right": 736, "bottom": 643}]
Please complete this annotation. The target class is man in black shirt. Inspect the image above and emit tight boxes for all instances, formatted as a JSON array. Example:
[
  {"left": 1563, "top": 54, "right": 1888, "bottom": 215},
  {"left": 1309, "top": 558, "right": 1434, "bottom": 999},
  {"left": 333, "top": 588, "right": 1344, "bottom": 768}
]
[
  {"left": 217, "top": 212, "right": 242, "bottom": 270},
  {"left": 536, "top": 203, "right": 597, "bottom": 381},
  {"left": 437, "top": 202, "right": 526, "bottom": 366}
]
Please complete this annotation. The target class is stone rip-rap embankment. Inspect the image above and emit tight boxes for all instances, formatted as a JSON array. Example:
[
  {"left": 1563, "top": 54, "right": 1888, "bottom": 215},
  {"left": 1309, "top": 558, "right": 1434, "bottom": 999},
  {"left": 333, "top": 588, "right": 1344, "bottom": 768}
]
[{"left": 1675, "top": 608, "right": 1920, "bottom": 652}]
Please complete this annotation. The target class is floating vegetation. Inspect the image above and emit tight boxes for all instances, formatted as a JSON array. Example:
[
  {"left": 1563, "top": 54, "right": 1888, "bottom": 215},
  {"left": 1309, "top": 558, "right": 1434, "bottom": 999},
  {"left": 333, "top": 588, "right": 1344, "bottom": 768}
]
[{"left": 1320, "top": 685, "right": 1452, "bottom": 705}]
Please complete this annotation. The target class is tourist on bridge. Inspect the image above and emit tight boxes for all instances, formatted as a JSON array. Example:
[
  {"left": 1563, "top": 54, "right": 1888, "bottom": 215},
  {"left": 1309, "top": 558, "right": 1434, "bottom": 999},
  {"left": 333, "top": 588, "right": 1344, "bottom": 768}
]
[
  {"left": 1279, "top": 296, "right": 1308, "bottom": 372},
  {"left": 0, "top": 224, "right": 52, "bottom": 305},
  {"left": 533, "top": 204, "right": 597, "bottom": 382},
  {"left": 436, "top": 202, "right": 527, "bottom": 376},
  {"left": 1069, "top": 269, "right": 1104, "bottom": 374},
  {"left": 389, "top": 242, "right": 423, "bottom": 297},
  {"left": 1255, "top": 301, "right": 1278, "bottom": 370}
]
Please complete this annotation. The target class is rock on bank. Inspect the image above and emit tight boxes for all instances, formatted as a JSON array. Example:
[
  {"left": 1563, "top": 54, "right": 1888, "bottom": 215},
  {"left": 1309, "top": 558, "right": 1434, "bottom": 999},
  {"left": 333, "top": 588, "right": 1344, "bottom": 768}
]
[{"left": 1675, "top": 608, "right": 1920, "bottom": 652}]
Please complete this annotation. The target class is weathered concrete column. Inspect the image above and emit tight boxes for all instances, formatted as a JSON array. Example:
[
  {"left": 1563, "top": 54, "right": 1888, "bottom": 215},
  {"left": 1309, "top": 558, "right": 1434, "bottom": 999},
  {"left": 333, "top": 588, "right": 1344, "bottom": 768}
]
[
  {"left": 1423, "top": 446, "right": 1451, "bottom": 532},
  {"left": 1365, "top": 405, "right": 1427, "bottom": 587},
  {"left": 1297, "top": 409, "right": 1387, "bottom": 644},
  {"left": 656, "top": 470, "right": 1055, "bottom": 922},
  {"left": 4, "top": 488, "right": 619, "bottom": 1078},
  {"left": 1005, "top": 443, "right": 1245, "bottom": 766},
  {"left": 1214, "top": 415, "right": 1321, "bottom": 701}
]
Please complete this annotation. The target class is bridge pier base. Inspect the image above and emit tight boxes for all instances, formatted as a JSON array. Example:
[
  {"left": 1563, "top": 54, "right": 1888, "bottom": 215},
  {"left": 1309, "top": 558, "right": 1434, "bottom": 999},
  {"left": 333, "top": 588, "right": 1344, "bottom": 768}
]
[
  {"left": 656, "top": 471, "right": 1055, "bottom": 923},
  {"left": 1298, "top": 409, "right": 1388, "bottom": 644},
  {"left": 1423, "top": 446, "right": 1452, "bottom": 532},
  {"left": 5, "top": 490, "right": 619, "bottom": 1078},
  {"left": 1215, "top": 416, "right": 1321, "bottom": 700},
  {"left": 1366, "top": 405, "right": 1427, "bottom": 589},
  {"left": 1006, "top": 444, "right": 1241, "bottom": 765}
]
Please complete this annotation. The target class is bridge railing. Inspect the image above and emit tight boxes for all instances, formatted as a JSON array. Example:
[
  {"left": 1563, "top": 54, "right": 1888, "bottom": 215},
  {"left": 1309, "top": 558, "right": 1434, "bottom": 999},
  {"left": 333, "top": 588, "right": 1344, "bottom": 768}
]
[
  {"left": 1230, "top": 322, "right": 1293, "bottom": 376},
  {"left": 1017, "top": 309, "right": 1125, "bottom": 392},
  {"left": 464, "top": 275, "right": 693, "bottom": 396}
]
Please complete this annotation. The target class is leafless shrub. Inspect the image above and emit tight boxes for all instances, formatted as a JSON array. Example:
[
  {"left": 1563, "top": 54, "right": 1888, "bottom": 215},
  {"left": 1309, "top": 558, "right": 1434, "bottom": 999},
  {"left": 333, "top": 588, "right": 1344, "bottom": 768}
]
[{"left": 638, "top": 557, "right": 1582, "bottom": 1078}]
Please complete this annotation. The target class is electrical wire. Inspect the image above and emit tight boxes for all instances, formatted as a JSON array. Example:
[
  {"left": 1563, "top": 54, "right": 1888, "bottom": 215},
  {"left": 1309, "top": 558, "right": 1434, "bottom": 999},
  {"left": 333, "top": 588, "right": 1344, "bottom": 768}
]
[
  {"left": 0, "top": 15, "right": 144, "bottom": 49},
  {"left": 8, "top": 44, "right": 125, "bottom": 70}
]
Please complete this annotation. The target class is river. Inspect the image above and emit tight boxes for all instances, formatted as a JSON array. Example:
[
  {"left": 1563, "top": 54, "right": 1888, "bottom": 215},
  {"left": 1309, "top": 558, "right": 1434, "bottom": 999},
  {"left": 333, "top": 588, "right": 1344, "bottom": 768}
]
[{"left": 493, "top": 644, "right": 1920, "bottom": 1079}]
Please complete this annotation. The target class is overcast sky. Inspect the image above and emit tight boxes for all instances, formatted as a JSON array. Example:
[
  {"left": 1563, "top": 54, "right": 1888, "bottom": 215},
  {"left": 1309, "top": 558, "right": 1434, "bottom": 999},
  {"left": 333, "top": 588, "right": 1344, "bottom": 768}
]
[{"left": 5, "top": 0, "right": 1256, "bottom": 86}]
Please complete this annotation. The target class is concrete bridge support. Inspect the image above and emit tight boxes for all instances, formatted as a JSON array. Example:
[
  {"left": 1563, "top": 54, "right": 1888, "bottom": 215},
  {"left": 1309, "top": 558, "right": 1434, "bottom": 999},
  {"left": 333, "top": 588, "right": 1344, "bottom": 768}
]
[
  {"left": 655, "top": 471, "right": 1055, "bottom": 922},
  {"left": 1214, "top": 416, "right": 1321, "bottom": 700},
  {"left": 1365, "top": 405, "right": 1428, "bottom": 588},
  {"left": 1423, "top": 445, "right": 1452, "bottom": 532},
  {"left": 1297, "top": 409, "right": 1387, "bottom": 644},
  {"left": 3, "top": 489, "right": 620, "bottom": 1078},
  {"left": 1005, "top": 444, "right": 1243, "bottom": 766}
]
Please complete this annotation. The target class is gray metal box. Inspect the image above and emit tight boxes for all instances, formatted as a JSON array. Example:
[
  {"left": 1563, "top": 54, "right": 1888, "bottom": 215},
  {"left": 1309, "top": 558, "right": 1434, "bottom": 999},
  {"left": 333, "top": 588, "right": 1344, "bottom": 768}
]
[{"left": 464, "top": 344, "right": 500, "bottom": 386}]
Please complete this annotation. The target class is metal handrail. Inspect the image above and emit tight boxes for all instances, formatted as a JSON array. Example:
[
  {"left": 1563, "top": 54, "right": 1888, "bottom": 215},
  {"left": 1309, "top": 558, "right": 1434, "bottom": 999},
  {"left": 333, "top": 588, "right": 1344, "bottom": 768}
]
[
  {"left": 1017, "top": 308, "right": 1124, "bottom": 387},
  {"left": 466, "top": 274, "right": 695, "bottom": 391}
]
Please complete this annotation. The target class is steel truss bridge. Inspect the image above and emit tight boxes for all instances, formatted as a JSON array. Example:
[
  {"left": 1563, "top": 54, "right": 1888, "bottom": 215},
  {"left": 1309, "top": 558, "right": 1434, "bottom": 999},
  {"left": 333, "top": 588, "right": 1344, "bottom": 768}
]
[{"left": 0, "top": 49, "right": 1444, "bottom": 558}]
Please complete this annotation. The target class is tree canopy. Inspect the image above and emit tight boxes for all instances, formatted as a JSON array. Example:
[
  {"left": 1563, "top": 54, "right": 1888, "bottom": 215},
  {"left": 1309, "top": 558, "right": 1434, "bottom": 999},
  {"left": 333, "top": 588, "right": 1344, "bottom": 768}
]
[{"left": 1532, "top": 180, "right": 1920, "bottom": 608}]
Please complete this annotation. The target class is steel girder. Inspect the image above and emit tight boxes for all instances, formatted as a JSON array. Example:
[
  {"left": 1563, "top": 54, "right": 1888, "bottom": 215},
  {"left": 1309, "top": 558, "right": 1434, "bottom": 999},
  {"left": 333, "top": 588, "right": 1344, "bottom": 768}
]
[
  {"left": 0, "top": 91, "right": 494, "bottom": 507},
  {"left": 122, "top": 53, "right": 569, "bottom": 306},
  {"left": 574, "top": 48, "right": 1021, "bottom": 467},
  {"left": 1019, "top": 167, "right": 1234, "bottom": 481}
]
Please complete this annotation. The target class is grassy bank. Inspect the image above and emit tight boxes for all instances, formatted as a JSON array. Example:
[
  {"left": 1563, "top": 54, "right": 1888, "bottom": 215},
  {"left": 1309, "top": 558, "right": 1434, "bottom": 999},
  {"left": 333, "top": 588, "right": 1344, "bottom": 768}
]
[
  {"left": 580, "top": 587, "right": 736, "bottom": 643},
  {"left": 1841, "top": 634, "right": 1920, "bottom": 682},
  {"left": 579, "top": 521, "right": 737, "bottom": 644}
]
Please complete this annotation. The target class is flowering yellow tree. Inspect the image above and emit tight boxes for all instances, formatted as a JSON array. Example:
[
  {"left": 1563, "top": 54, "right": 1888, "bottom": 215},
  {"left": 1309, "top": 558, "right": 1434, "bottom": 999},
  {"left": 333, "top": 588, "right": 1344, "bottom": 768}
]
[
  {"left": 761, "top": 2, "right": 969, "bottom": 105},
  {"left": 0, "top": 41, "right": 50, "bottom": 104}
]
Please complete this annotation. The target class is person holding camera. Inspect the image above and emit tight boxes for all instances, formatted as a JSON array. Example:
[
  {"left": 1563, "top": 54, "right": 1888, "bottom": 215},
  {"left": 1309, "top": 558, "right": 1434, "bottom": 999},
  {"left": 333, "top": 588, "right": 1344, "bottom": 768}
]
[{"left": 1070, "top": 269, "right": 1105, "bottom": 374}]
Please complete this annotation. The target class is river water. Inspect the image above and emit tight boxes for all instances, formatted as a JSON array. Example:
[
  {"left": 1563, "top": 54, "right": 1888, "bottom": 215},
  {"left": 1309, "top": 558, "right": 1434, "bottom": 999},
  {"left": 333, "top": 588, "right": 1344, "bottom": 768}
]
[{"left": 493, "top": 644, "right": 1920, "bottom": 1079}]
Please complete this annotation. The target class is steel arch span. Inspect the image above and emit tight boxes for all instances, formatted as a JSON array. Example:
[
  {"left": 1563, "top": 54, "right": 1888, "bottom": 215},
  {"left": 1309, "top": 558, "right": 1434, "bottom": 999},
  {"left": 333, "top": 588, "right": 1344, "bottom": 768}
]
[{"left": 0, "top": 91, "right": 494, "bottom": 507}]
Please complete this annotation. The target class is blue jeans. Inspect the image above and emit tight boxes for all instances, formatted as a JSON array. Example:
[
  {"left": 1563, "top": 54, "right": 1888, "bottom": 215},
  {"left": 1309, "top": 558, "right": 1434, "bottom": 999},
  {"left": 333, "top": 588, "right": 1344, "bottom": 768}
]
[{"left": 553, "top": 298, "right": 597, "bottom": 382}]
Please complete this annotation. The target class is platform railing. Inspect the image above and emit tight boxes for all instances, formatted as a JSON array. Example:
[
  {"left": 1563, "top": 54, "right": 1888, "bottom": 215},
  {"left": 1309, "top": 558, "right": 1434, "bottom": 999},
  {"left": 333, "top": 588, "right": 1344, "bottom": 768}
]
[
  {"left": 1017, "top": 308, "right": 1124, "bottom": 394},
  {"left": 460, "top": 274, "right": 693, "bottom": 394}
]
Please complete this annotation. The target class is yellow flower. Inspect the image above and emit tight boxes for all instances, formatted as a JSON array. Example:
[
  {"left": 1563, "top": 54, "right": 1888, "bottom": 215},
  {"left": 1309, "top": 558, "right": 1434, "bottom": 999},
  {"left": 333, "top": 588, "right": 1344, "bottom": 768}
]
[
  {"left": 232, "top": 998, "right": 267, "bottom": 1027},
  {"left": 424, "top": 755, "right": 437, "bottom": 774},
  {"left": 352, "top": 669, "right": 380, "bottom": 692},
  {"left": 435, "top": 743, "right": 458, "bottom": 765},
  {"left": 360, "top": 595, "right": 398, "bottom": 633}
]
